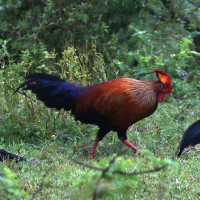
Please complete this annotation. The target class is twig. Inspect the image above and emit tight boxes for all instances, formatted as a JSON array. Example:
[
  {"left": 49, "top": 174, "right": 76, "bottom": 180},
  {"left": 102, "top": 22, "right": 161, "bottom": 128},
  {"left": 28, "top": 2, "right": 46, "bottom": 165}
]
[
  {"left": 175, "top": 104, "right": 190, "bottom": 117},
  {"left": 92, "top": 144, "right": 124, "bottom": 200},
  {"left": 114, "top": 164, "right": 167, "bottom": 176},
  {"left": 188, "top": 0, "right": 200, "bottom": 7},
  {"left": 71, "top": 159, "right": 104, "bottom": 171},
  {"left": 71, "top": 144, "right": 168, "bottom": 200}
]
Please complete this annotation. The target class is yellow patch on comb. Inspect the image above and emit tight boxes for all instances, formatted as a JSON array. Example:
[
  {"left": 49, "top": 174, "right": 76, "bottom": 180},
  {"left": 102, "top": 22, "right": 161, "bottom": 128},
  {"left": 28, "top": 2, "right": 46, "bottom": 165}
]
[{"left": 154, "top": 69, "right": 170, "bottom": 84}]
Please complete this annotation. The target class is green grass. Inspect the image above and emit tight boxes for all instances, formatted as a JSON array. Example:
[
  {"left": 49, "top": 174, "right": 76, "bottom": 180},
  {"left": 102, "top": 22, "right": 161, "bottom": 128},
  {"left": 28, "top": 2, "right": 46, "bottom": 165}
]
[{"left": 0, "top": 96, "right": 200, "bottom": 199}]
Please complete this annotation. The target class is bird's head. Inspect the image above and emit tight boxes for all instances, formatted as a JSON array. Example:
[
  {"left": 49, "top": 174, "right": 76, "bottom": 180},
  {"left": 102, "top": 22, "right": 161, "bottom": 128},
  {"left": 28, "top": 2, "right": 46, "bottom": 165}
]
[{"left": 154, "top": 69, "right": 172, "bottom": 102}]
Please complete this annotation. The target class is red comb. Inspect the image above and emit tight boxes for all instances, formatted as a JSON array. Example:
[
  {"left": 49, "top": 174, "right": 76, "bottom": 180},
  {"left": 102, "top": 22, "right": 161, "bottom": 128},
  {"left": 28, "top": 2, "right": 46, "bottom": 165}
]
[{"left": 154, "top": 69, "right": 171, "bottom": 84}]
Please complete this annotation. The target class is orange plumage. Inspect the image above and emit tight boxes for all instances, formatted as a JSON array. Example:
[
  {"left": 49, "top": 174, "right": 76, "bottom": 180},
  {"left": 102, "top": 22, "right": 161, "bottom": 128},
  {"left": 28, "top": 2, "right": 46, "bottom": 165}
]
[{"left": 16, "top": 69, "right": 172, "bottom": 158}]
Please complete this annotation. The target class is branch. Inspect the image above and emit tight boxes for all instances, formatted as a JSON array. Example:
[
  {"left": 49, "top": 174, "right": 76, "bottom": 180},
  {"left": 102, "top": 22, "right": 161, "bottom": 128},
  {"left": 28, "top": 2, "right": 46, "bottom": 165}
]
[
  {"left": 114, "top": 164, "right": 167, "bottom": 176},
  {"left": 92, "top": 144, "right": 124, "bottom": 200},
  {"left": 175, "top": 104, "right": 191, "bottom": 117},
  {"left": 188, "top": 0, "right": 200, "bottom": 7},
  {"left": 144, "top": 6, "right": 168, "bottom": 21},
  {"left": 71, "top": 159, "right": 104, "bottom": 171},
  {"left": 145, "top": 0, "right": 200, "bottom": 53},
  {"left": 71, "top": 144, "right": 167, "bottom": 200},
  {"left": 137, "top": 71, "right": 154, "bottom": 80}
]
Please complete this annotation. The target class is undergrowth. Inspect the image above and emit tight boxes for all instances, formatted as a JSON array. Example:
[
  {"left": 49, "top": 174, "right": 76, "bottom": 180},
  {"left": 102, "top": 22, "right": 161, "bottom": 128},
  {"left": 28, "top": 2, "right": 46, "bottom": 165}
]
[
  {"left": 0, "top": 95, "right": 200, "bottom": 199},
  {"left": 0, "top": 39, "right": 199, "bottom": 199}
]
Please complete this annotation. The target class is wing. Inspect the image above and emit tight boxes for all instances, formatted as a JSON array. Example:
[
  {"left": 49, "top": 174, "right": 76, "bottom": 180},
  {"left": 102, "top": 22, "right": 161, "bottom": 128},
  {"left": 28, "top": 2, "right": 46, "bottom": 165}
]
[{"left": 72, "top": 78, "right": 130, "bottom": 127}]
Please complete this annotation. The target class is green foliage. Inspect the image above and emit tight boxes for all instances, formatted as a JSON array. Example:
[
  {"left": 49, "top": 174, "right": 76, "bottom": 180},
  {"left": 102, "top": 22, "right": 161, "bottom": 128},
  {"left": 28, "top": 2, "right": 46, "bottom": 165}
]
[
  {"left": 0, "top": 0, "right": 144, "bottom": 64},
  {"left": 0, "top": 39, "right": 11, "bottom": 64},
  {"left": 0, "top": 167, "right": 28, "bottom": 199},
  {"left": 73, "top": 151, "right": 179, "bottom": 199},
  {"left": 0, "top": 0, "right": 200, "bottom": 80},
  {"left": 57, "top": 46, "right": 107, "bottom": 84},
  {"left": 0, "top": 40, "right": 107, "bottom": 140},
  {"left": 0, "top": 0, "right": 200, "bottom": 199}
]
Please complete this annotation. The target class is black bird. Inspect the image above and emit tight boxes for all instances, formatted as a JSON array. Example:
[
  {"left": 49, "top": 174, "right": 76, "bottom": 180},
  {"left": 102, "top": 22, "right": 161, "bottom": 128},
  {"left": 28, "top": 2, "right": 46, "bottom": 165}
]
[
  {"left": 178, "top": 120, "right": 200, "bottom": 157},
  {"left": 0, "top": 149, "right": 27, "bottom": 162}
]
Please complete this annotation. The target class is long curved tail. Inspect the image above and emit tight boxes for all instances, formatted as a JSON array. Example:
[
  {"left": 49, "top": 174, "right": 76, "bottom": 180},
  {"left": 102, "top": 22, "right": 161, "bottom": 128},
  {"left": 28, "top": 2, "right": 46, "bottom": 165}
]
[{"left": 15, "top": 73, "right": 80, "bottom": 111}]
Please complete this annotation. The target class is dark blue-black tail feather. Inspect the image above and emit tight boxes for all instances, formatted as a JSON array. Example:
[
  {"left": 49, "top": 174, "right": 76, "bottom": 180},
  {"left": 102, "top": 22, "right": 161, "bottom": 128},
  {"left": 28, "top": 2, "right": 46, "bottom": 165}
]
[
  {"left": 178, "top": 120, "right": 200, "bottom": 157},
  {"left": 15, "top": 73, "right": 80, "bottom": 111}
]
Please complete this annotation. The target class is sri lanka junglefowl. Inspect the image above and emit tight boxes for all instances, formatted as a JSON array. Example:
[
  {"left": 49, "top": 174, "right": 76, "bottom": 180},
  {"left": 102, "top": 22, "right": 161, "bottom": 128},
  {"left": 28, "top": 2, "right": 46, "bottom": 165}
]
[{"left": 16, "top": 69, "right": 172, "bottom": 158}]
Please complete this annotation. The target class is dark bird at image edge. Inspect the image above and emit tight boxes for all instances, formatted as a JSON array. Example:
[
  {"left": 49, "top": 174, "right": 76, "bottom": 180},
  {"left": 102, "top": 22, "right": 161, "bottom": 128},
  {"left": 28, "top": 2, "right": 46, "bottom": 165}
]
[
  {"left": 15, "top": 69, "right": 172, "bottom": 159},
  {"left": 178, "top": 120, "right": 200, "bottom": 157}
]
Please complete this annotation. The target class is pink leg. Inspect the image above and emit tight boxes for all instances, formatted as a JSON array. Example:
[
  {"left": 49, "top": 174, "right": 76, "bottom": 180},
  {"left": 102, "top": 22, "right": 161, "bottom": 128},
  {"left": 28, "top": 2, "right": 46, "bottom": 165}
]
[
  {"left": 89, "top": 137, "right": 100, "bottom": 159},
  {"left": 121, "top": 140, "right": 138, "bottom": 152}
]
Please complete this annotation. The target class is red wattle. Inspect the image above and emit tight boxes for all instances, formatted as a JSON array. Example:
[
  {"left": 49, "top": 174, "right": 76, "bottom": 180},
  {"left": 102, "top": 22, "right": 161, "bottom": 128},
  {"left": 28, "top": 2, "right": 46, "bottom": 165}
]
[{"left": 158, "top": 93, "right": 166, "bottom": 102}]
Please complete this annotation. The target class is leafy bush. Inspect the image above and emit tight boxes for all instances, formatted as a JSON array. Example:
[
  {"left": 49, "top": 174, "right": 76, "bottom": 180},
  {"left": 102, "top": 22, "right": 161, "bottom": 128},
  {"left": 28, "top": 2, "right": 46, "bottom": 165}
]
[
  {"left": 0, "top": 41, "right": 108, "bottom": 140},
  {"left": 0, "top": 167, "right": 27, "bottom": 199}
]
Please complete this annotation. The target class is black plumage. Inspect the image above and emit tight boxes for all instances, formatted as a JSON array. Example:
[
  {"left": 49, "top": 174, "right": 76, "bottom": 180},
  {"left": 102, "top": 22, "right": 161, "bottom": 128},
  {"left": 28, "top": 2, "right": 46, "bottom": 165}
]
[
  {"left": 178, "top": 120, "right": 200, "bottom": 157},
  {"left": 0, "top": 149, "right": 27, "bottom": 162},
  {"left": 15, "top": 73, "right": 80, "bottom": 110}
]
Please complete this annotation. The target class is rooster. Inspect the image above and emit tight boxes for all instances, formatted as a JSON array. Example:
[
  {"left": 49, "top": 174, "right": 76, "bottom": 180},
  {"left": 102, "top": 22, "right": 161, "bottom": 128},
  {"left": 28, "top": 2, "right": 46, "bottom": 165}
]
[
  {"left": 16, "top": 69, "right": 172, "bottom": 158},
  {"left": 177, "top": 120, "right": 200, "bottom": 157}
]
